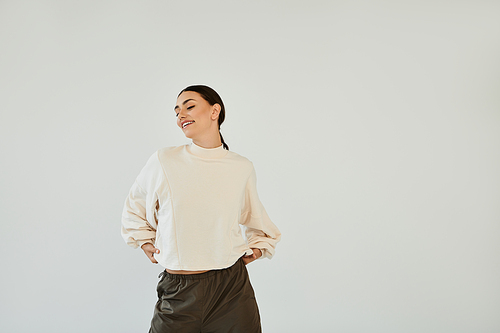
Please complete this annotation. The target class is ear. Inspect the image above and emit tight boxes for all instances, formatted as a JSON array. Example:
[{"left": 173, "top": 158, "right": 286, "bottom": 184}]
[{"left": 211, "top": 104, "right": 221, "bottom": 120}]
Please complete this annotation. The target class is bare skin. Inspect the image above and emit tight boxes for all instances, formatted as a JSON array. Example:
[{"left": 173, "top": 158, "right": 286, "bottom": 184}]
[
  {"left": 141, "top": 243, "right": 262, "bottom": 273},
  {"left": 174, "top": 91, "right": 222, "bottom": 149},
  {"left": 139, "top": 91, "right": 263, "bottom": 274}
]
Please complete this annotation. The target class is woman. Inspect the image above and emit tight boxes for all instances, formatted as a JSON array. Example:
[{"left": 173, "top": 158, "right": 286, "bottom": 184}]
[{"left": 121, "top": 85, "right": 281, "bottom": 332}]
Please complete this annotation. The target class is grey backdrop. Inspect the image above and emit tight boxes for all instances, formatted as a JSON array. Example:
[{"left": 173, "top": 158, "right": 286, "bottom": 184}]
[{"left": 1, "top": 1, "right": 499, "bottom": 332}]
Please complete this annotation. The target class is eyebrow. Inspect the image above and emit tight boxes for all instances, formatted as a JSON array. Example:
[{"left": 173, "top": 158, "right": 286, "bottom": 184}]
[{"left": 174, "top": 98, "right": 195, "bottom": 111}]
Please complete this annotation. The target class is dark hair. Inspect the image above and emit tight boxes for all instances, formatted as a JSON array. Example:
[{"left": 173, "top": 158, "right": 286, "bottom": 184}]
[{"left": 178, "top": 85, "right": 229, "bottom": 150}]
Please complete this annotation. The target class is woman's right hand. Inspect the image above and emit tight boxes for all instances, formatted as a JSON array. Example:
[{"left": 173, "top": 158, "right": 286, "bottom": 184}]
[{"left": 141, "top": 243, "right": 160, "bottom": 264}]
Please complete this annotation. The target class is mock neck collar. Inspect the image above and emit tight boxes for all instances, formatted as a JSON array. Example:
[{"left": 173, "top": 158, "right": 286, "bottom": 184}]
[{"left": 188, "top": 142, "right": 228, "bottom": 159}]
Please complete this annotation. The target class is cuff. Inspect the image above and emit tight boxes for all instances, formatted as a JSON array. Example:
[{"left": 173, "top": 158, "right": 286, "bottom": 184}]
[{"left": 137, "top": 239, "right": 155, "bottom": 249}]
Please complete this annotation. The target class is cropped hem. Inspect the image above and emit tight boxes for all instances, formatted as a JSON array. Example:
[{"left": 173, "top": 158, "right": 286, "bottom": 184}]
[
  {"left": 158, "top": 255, "right": 246, "bottom": 281},
  {"left": 156, "top": 252, "right": 248, "bottom": 272}
]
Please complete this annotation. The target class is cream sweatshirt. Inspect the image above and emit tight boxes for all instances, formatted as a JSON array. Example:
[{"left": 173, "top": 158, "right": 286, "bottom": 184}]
[{"left": 121, "top": 142, "right": 281, "bottom": 271}]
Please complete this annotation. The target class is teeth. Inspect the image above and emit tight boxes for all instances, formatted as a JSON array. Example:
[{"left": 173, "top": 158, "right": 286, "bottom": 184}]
[{"left": 182, "top": 121, "right": 194, "bottom": 128}]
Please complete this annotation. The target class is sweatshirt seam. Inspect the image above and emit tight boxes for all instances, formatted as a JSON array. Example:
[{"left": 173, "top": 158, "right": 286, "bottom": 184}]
[
  {"left": 133, "top": 179, "right": 146, "bottom": 192},
  {"left": 226, "top": 215, "right": 239, "bottom": 265},
  {"left": 239, "top": 165, "right": 258, "bottom": 220},
  {"left": 155, "top": 150, "right": 181, "bottom": 266},
  {"left": 240, "top": 210, "right": 262, "bottom": 220},
  {"left": 132, "top": 179, "right": 157, "bottom": 231}
]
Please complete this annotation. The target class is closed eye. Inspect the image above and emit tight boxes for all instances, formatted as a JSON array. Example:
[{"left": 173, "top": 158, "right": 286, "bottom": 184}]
[{"left": 175, "top": 105, "right": 194, "bottom": 117}]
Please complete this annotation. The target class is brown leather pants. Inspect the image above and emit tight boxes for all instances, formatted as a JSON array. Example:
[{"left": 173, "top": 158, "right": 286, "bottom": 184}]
[{"left": 149, "top": 257, "right": 262, "bottom": 333}]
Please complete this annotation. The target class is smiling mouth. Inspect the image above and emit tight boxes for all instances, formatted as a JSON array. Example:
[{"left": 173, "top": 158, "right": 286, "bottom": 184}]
[{"left": 182, "top": 121, "right": 195, "bottom": 129}]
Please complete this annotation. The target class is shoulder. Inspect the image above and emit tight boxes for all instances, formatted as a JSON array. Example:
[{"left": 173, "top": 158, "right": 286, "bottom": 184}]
[
  {"left": 154, "top": 144, "right": 186, "bottom": 161},
  {"left": 226, "top": 150, "right": 251, "bottom": 163},
  {"left": 225, "top": 150, "right": 255, "bottom": 176},
  {"left": 137, "top": 145, "right": 184, "bottom": 172},
  {"left": 157, "top": 144, "right": 184, "bottom": 155}
]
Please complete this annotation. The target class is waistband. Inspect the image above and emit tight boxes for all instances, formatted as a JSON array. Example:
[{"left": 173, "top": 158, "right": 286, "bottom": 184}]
[{"left": 158, "top": 256, "right": 244, "bottom": 281}]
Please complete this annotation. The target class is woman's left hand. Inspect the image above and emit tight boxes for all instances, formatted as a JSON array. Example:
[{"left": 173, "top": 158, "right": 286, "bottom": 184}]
[{"left": 242, "top": 248, "right": 262, "bottom": 265}]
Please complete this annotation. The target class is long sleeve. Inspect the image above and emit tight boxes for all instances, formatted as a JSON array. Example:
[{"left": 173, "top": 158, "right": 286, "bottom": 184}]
[
  {"left": 121, "top": 152, "right": 161, "bottom": 249},
  {"left": 122, "top": 143, "right": 280, "bottom": 270},
  {"left": 240, "top": 165, "right": 281, "bottom": 259}
]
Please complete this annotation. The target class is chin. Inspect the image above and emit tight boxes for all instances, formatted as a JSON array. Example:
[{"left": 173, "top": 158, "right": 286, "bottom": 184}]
[{"left": 183, "top": 131, "right": 194, "bottom": 139}]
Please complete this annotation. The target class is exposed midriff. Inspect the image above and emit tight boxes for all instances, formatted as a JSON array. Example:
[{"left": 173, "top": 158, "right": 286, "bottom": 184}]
[{"left": 165, "top": 269, "right": 210, "bottom": 275}]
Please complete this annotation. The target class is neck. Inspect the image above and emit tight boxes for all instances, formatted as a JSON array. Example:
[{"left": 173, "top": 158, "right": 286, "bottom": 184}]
[
  {"left": 191, "top": 133, "right": 223, "bottom": 149},
  {"left": 189, "top": 141, "right": 228, "bottom": 159}
]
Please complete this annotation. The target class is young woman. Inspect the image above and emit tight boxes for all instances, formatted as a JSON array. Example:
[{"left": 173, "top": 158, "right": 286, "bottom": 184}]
[{"left": 121, "top": 85, "right": 281, "bottom": 332}]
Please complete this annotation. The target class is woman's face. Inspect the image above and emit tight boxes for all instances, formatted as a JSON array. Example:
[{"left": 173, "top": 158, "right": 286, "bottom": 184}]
[{"left": 174, "top": 91, "right": 220, "bottom": 139}]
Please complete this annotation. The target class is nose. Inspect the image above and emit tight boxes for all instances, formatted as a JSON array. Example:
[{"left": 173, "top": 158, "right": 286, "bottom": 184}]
[{"left": 177, "top": 109, "right": 187, "bottom": 120}]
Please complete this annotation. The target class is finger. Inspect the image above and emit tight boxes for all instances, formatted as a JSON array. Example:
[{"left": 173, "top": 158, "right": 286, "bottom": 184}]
[
  {"left": 145, "top": 249, "right": 155, "bottom": 261},
  {"left": 152, "top": 251, "right": 158, "bottom": 263},
  {"left": 243, "top": 256, "right": 256, "bottom": 265}
]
